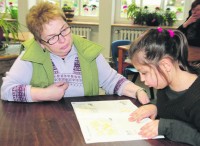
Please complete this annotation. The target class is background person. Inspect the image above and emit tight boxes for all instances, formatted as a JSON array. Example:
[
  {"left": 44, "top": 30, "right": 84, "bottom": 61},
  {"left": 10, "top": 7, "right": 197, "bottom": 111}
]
[{"left": 178, "top": 0, "right": 200, "bottom": 47}]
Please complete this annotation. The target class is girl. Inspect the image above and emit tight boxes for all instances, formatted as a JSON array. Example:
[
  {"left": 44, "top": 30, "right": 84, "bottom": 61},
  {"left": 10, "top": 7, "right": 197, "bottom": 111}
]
[{"left": 128, "top": 27, "right": 200, "bottom": 145}]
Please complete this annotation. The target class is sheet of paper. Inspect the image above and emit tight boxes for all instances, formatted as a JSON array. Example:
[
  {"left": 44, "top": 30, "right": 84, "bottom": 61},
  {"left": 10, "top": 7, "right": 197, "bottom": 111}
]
[{"left": 71, "top": 99, "right": 164, "bottom": 143}]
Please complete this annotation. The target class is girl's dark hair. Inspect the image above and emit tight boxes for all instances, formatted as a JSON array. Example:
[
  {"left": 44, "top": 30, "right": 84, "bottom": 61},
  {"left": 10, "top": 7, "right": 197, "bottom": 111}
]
[{"left": 129, "top": 28, "right": 199, "bottom": 74}]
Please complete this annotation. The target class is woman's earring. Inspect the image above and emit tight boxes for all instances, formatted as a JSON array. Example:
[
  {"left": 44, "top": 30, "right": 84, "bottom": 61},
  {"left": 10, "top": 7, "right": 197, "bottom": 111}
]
[{"left": 43, "top": 48, "right": 46, "bottom": 52}]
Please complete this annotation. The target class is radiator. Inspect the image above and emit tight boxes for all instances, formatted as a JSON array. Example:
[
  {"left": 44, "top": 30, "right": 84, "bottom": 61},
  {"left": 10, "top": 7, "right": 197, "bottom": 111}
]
[
  {"left": 71, "top": 27, "right": 91, "bottom": 40},
  {"left": 115, "top": 29, "right": 144, "bottom": 41}
]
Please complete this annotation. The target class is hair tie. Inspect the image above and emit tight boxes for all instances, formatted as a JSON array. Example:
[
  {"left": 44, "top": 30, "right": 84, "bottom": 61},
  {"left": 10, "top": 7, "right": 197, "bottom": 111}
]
[
  {"left": 168, "top": 29, "right": 174, "bottom": 38},
  {"left": 157, "top": 27, "right": 163, "bottom": 33}
]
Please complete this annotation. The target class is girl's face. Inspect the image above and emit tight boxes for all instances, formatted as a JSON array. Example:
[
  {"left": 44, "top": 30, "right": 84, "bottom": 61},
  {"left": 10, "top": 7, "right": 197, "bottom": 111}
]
[
  {"left": 132, "top": 52, "right": 168, "bottom": 89},
  {"left": 40, "top": 17, "right": 73, "bottom": 58}
]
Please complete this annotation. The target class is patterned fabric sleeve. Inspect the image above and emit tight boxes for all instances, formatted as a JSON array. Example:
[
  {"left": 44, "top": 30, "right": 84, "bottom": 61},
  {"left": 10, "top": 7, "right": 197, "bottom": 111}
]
[
  {"left": 1, "top": 52, "right": 33, "bottom": 102},
  {"left": 96, "top": 54, "right": 130, "bottom": 95},
  {"left": 12, "top": 85, "right": 27, "bottom": 102}
]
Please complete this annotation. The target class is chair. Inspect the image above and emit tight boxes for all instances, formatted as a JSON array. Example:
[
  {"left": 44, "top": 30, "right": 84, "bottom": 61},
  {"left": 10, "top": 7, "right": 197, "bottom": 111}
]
[
  {"left": 123, "top": 65, "right": 139, "bottom": 83},
  {"left": 111, "top": 40, "right": 138, "bottom": 80},
  {"left": 111, "top": 40, "right": 131, "bottom": 71}
]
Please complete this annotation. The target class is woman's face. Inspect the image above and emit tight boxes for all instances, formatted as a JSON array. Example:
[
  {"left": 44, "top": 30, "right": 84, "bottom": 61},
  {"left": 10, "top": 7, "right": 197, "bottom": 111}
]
[
  {"left": 192, "top": 4, "right": 200, "bottom": 19},
  {"left": 40, "top": 17, "right": 73, "bottom": 58},
  {"left": 131, "top": 52, "right": 168, "bottom": 89}
]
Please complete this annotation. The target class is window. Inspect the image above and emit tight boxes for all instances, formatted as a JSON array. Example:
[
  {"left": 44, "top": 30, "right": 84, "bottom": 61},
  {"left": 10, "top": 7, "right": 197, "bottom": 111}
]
[
  {"left": 47, "top": 0, "right": 99, "bottom": 17},
  {"left": 120, "top": 0, "right": 184, "bottom": 20},
  {"left": 0, "top": 0, "right": 18, "bottom": 13}
]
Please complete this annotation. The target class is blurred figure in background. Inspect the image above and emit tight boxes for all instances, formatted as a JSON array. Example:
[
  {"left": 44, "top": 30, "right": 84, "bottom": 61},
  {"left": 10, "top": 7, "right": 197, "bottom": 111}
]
[{"left": 178, "top": 0, "right": 200, "bottom": 47}]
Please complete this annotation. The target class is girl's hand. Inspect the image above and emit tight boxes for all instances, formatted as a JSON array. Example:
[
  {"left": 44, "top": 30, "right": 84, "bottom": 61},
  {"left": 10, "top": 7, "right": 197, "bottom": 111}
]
[
  {"left": 139, "top": 120, "right": 159, "bottom": 139},
  {"left": 128, "top": 104, "right": 157, "bottom": 122}
]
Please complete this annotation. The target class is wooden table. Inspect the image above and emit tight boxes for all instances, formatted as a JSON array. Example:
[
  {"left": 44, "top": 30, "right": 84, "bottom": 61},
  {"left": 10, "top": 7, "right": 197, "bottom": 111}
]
[
  {"left": 0, "top": 95, "right": 189, "bottom": 146},
  {"left": 188, "top": 46, "right": 200, "bottom": 62},
  {"left": 118, "top": 45, "right": 200, "bottom": 74}
]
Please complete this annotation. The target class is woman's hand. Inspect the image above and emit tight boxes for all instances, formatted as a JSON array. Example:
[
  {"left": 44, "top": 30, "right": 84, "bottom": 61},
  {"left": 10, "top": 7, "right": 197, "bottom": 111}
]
[
  {"left": 120, "top": 82, "right": 150, "bottom": 104},
  {"left": 139, "top": 120, "right": 159, "bottom": 139},
  {"left": 129, "top": 104, "right": 157, "bottom": 122},
  {"left": 183, "top": 15, "right": 198, "bottom": 28},
  {"left": 31, "top": 82, "right": 69, "bottom": 102},
  {"left": 136, "top": 89, "right": 150, "bottom": 104},
  {"left": 44, "top": 82, "right": 69, "bottom": 101}
]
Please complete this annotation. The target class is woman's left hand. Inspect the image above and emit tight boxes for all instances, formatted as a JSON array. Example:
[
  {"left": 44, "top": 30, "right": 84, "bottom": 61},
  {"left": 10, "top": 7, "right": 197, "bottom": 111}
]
[
  {"left": 122, "top": 82, "right": 150, "bottom": 104},
  {"left": 139, "top": 120, "right": 159, "bottom": 139},
  {"left": 137, "top": 89, "right": 150, "bottom": 104}
]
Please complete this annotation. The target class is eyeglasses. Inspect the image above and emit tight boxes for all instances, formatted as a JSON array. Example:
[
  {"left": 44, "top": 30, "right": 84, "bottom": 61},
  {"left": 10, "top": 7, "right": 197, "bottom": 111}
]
[{"left": 41, "top": 26, "right": 71, "bottom": 45}]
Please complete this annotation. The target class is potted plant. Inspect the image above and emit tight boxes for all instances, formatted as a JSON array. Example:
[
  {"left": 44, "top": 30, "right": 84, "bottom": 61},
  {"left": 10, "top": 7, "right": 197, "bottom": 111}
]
[
  {"left": 127, "top": 3, "right": 137, "bottom": 19},
  {"left": 144, "top": 7, "right": 164, "bottom": 26},
  {"left": 164, "top": 8, "right": 177, "bottom": 26},
  {"left": 127, "top": 4, "right": 178, "bottom": 27},
  {"left": 127, "top": 4, "right": 165, "bottom": 26},
  {"left": 62, "top": 4, "right": 74, "bottom": 22},
  {"left": 127, "top": 3, "right": 148, "bottom": 25},
  {"left": 7, "top": 2, "right": 18, "bottom": 19},
  {"left": 0, "top": 12, "right": 19, "bottom": 50}
]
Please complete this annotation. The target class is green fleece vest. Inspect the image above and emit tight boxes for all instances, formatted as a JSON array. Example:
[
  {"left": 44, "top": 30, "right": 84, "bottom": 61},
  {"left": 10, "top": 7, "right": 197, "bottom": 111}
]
[{"left": 21, "top": 35, "right": 103, "bottom": 96}]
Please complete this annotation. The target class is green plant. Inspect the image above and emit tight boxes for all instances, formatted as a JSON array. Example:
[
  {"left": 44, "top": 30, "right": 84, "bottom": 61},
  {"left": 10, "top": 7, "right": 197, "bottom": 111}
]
[
  {"left": 164, "top": 8, "right": 177, "bottom": 26},
  {"left": 127, "top": 2, "right": 138, "bottom": 20},
  {"left": 7, "top": 2, "right": 18, "bottom": 19},
  {"left": 127, "top": 3, "right": 147, "bottom": 25},
  {"left": 62, "top": 4, "right": 73, "bottom": 12},
  {"left": 145, "top": 7, "right": 165, "bottom": 26},
  {"left": 62, "top": 4, "right": 75, "bottom": 22},
  {"left": 176, "top": 7, "right": 183, "bottom": 13},
  {"left": 133, "top": 9, "right": 146, "bottom": 25},
  {"left": 127, "top": 4, "right": 177, "bottom": 26},
  {"left": 0, "top": 12, "right": 19, "bottom": 49}
]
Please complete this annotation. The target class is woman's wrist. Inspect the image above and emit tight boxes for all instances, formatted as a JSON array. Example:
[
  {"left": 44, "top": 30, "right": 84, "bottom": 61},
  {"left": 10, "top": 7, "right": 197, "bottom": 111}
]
[{"left": 135, "top": 88, "right": 147, "bottom": 99}]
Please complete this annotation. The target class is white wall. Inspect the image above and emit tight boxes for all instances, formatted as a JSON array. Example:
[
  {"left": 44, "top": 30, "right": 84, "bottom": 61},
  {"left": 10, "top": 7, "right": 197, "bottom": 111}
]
[
  {"left": 98, "top": 0, "right": 115, "bottom": 59},
  {"left": 18, "top": 0, "right": 37, "bottom": 32}
]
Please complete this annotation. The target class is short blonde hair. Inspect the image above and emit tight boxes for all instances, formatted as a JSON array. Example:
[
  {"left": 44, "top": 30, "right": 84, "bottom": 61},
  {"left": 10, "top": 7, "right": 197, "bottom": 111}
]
[{"left": 26, "top": 2, "right": 67, "bottom": 41}]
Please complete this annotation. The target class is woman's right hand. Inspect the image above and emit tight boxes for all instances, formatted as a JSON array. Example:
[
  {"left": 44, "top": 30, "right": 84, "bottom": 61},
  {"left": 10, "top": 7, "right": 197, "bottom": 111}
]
[
  {"left": 128, "top": 104, "right": 157, "bottom": 123},
  {"left": 183, "top": 15, "right": 198, "bottom": 28},
  {"left": 44, "top": 82, "right": 69, "bottom": 101},
  {"left": 31, "top": 82, "right": 69, "bottom": 102}
]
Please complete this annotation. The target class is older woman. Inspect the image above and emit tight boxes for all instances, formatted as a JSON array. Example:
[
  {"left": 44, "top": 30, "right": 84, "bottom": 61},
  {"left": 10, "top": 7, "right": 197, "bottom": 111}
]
[{"left": 1, "top": 2, "right": 149, "bottom": 104}]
